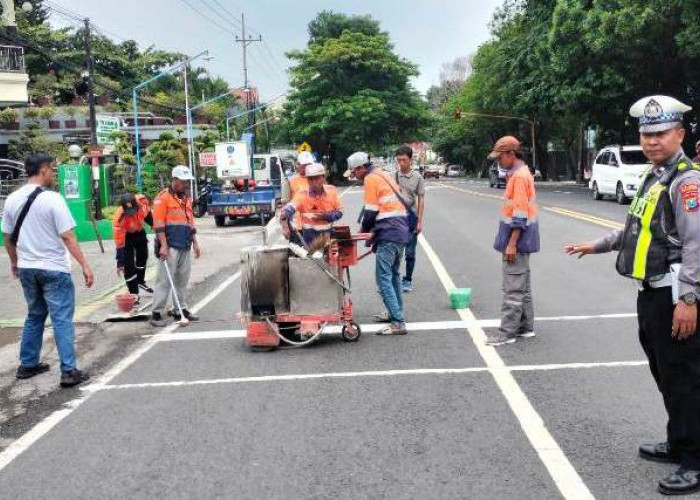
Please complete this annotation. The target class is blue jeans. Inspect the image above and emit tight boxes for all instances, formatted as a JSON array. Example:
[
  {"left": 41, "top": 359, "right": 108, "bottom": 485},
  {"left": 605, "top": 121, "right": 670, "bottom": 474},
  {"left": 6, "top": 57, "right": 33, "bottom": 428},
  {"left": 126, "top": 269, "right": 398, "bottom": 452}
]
[
  {"left": 18, "top": 268, "right": 77, "bottom": 372},
  {"left": 403, "top": 232, "right": 418, "bottom": 282},
  {"left": 375, "top": 241, "right": 406, "bottom": 326}
]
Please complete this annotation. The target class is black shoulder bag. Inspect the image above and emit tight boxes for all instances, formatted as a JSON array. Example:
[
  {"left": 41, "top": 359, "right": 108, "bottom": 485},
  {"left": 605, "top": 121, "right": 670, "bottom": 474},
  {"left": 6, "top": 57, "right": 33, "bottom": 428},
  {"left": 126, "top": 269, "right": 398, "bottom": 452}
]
[{"left": 10, "top": 187, "right": 44, "bottom": 245}]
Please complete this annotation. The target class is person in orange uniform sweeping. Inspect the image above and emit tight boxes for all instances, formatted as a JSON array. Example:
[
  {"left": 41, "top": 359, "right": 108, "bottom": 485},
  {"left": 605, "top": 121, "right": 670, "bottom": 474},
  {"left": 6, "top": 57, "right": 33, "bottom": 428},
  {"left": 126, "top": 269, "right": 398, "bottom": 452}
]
[
  {"left": 280, "top": 162, "right": 343, "bottom": 248},
  {"left": 113, "top": 192, "right": 154, "bottom": 304},
  {"left": 150, "top": 166, "right": 201, "bottom": 327}
]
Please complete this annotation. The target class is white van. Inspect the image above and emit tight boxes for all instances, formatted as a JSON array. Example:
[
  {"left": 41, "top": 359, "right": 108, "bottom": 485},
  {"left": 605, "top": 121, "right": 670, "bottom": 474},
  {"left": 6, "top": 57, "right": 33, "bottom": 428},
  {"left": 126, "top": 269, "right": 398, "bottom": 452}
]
[{"left": 589, "top": 145, "right": 649, "bottom": 204}]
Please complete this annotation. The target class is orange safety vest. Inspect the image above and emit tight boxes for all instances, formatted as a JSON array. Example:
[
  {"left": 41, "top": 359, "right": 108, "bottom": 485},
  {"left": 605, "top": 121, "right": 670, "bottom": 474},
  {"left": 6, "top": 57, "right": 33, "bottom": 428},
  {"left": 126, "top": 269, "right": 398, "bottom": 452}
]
[
  {"left": 364, "top": 170, "right": 407, "bottom": 221},
  {"left": 289, "top": 174, "right": 309, "bottom": 230},
  {"left": 501, "top": 164, "right": 538, "bottom": 225},
  {"left": 289, "top": 185, "right": 342, "bottom": 232},
  {"left": 112, "top": 194, "right": 151, "bottom": 249},
  {"left": 153, "top": 188, "right": 196, "bottom": 250}
]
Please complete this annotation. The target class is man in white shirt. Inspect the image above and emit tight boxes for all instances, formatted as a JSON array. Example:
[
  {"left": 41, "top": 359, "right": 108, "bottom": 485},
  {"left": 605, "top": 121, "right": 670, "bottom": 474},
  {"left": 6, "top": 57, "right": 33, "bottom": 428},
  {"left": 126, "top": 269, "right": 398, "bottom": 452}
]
[{"left": 2, "top": 154, "right": 94, "bottom": 388}]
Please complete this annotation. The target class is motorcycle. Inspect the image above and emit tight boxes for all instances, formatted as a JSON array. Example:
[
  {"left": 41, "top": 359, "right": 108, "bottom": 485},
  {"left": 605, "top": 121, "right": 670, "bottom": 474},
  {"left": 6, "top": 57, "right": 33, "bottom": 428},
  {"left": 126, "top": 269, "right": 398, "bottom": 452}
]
[{"left": 193, "top": 179, "right": 213, "bottom": 218}]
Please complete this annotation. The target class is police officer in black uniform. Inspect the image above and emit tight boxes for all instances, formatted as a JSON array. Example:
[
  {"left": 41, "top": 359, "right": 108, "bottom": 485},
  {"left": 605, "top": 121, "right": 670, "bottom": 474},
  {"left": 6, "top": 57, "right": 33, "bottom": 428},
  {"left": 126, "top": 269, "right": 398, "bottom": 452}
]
[{"left": 566, "top": 95, "right": 700, "bottom": 496}]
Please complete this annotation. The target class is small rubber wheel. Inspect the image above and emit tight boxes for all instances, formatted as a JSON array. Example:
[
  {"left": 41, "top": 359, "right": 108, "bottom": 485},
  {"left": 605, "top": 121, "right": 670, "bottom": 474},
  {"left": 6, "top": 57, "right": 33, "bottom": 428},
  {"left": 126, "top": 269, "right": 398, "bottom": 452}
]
[{"left": 341, "top": 322, "right": 361, "bottom": 342}]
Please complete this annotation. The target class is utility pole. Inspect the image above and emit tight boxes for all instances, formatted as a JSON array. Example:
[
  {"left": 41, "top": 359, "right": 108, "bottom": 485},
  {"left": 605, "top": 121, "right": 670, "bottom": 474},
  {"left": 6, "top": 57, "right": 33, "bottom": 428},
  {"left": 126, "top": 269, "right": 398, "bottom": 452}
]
[
  {"left": 84, "top": 18, "right": 101, "bottom": 220},
  {"left": 234, "top": 13, "right": 262, "bottom": 178}
]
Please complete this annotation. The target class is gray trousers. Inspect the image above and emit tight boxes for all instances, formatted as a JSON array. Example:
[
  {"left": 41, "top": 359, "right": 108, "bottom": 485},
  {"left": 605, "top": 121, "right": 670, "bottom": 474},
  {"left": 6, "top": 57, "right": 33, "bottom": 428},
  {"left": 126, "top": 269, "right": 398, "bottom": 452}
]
[
  {"left": 152, "top": 248, "right": 192, "bottom": 315},
  {"left": 500, "top": 253, "right": 534, "bottom": 336}
]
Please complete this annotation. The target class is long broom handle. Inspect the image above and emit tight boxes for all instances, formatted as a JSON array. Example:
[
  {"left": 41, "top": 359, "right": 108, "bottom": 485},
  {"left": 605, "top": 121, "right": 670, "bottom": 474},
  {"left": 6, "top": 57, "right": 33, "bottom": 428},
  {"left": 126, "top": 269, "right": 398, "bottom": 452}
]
[{"left": 163, "top": 260, "right": 185, "bottom": 318}]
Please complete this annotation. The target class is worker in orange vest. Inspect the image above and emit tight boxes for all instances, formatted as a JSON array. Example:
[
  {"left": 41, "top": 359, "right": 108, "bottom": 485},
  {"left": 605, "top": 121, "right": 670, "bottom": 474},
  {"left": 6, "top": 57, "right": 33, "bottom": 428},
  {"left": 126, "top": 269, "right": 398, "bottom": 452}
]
[
  {"left": 280, "top": 163, "right": 342, "bottom": 246},
  {"left": 113, "top": 192, "right": 153, "bottom": 303}
]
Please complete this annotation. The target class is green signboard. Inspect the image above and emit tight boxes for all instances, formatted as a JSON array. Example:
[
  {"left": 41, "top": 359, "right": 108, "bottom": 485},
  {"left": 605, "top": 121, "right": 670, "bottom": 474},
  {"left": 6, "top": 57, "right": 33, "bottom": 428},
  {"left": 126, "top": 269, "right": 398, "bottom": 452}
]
[{"left": 96, "top": 115, "right": 120, "bottom": 145}]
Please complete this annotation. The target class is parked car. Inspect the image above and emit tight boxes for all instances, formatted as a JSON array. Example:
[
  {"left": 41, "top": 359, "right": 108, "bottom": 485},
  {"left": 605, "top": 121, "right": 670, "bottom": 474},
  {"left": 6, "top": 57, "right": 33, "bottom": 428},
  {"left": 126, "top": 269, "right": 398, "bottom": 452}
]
[
  {"left": 589, "top": 145, "right": 649, "bottom": 204},
  {"left": 489, "top": 162, "right": 507, "bottom": 188},
  {"left": 423, "top": 164, "right": 440, "bottom": 179},
  {"left": 446, "top": 165, "right": 462, "bottom": 177}
]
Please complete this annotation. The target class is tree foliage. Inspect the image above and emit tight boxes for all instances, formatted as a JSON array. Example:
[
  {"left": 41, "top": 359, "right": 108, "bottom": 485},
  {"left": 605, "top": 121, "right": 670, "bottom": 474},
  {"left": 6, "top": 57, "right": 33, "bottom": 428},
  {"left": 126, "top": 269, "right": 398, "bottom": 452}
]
[
  {"left": 433, "top": 0, "right": 700, "bottom": 179},
  {"left": 283, "top": 11, "right": 430, "bottom": 173}
]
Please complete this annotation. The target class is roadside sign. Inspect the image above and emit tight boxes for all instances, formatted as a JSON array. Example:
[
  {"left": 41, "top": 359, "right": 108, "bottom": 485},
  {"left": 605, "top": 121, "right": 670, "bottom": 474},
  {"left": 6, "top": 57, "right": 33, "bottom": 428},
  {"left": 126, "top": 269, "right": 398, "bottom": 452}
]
[
  {"left": 199, "top": 151, "right": 217, "bottom": 167},
  {"left": 297, "top": 141, "right": 312, "bottom": 154},
  {"left": 96, "top": 115, "right": 120, "bottom": 146},
  {"left": 215, "top": 142, "right": 251, "bottom": 179}
]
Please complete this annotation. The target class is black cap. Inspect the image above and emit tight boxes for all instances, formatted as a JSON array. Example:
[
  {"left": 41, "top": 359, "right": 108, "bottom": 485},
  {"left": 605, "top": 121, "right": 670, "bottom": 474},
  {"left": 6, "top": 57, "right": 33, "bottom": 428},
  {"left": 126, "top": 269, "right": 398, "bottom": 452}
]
[{"left": 120, "top": 193, "right": 138, "bottom": 215}]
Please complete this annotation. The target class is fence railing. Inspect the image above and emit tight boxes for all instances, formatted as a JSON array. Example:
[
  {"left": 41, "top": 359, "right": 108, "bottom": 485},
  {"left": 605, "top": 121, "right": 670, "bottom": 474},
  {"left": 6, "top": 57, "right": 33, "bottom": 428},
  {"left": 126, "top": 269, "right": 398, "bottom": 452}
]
[
  {"left": 0, "top": 160, "right": 26, "bottom": 216},
  {"left": 0, "top": 45, "right": 25, "bottom": 73}
]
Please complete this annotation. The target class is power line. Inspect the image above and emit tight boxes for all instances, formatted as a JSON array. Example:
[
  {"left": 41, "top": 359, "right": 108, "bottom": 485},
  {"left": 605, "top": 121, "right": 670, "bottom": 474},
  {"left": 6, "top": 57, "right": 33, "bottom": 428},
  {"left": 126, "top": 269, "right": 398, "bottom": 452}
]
[
  {"left": 6, "top": 30, "right": 188, "bottom": 113},
  {"left": 177, "top": 0, "right": 234, "bottom": 35},
  {"left": 195, "top": 0, "right": 242, "bottom": 30}
]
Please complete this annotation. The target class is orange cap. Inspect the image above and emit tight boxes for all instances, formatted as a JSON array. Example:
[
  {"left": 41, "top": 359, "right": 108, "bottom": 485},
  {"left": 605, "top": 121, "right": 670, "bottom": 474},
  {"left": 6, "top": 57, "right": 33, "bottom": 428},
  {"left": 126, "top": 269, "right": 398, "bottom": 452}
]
[{"left": 488, "top": 136, "right": 521, "bottom": 160}]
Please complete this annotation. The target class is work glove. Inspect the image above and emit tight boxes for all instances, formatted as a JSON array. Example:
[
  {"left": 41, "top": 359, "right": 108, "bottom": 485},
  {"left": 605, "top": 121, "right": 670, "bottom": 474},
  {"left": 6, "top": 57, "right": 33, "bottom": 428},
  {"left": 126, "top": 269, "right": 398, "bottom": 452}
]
[{"left": 322, "top": 210, "right": 343, "bottom": 223}]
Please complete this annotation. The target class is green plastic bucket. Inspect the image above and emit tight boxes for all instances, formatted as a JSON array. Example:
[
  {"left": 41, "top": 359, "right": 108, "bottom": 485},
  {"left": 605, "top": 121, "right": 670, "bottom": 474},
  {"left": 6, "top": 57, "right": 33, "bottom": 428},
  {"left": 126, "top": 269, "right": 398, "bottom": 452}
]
[{"left": 449, "top": 288, "right": 472, "bottom": 309}]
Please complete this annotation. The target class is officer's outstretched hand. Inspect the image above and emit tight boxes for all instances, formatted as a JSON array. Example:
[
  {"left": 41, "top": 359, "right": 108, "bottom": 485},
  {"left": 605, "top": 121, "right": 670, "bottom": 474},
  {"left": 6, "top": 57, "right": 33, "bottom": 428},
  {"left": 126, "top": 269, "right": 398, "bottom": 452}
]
[
  {"left": 564, "top": 243, "right": 596, "bottom": 259},
  {"left": 673, "top": 303, "right": 697, "bottom": 340}
]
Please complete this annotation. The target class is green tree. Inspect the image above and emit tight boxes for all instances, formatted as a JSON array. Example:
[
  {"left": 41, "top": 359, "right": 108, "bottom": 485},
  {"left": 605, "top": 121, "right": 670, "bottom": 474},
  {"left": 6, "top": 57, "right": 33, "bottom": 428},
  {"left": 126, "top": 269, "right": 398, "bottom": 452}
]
[
  {"left": 284, "top": 12, "right": 430, "bottom": 175},
  {"left": 143, "top": 132, "right": 187, "bottom": 199}
]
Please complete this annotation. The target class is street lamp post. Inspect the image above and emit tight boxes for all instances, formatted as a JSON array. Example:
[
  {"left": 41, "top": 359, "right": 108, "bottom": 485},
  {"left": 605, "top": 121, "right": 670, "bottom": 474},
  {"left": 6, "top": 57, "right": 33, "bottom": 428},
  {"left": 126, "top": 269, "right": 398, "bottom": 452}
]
[
  {"left": 132, "top": 49, "right": 209, "bottom": 191},
  {"left": 459, "top": 112, "right": 537, "bottom": 168}
]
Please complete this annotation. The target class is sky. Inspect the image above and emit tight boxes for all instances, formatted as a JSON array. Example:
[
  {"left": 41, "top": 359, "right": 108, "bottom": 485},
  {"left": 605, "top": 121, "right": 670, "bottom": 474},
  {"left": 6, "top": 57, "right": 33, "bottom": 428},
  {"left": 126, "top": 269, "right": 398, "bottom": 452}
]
[{"left": 49, "top": 0, "right": 501, "bottom": 101}]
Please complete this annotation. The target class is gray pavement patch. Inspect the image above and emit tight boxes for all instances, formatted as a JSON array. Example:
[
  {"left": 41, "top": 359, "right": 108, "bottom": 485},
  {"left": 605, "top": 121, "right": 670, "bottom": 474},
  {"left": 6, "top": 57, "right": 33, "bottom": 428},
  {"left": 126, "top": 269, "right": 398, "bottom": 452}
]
[
  {"left": 107, "top": 327, "right": 485, "bottom": 385},
  {"left": 0, "top": 375, "right": 559, "bottom": 499},
  {"left": 515, "top": 366, "right": 673, "bottom": 499},
  {"left": 493, "top": 317, "right": 646, "bottom": 366}
]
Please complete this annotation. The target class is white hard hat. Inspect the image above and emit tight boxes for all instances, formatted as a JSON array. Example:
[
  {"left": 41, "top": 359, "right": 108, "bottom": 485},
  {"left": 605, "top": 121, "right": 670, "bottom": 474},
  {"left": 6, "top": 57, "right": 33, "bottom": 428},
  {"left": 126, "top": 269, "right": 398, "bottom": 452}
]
[
  {"left": 344, "top": 151, "right": 370, "bottom": 178},
  {"left": 630, "top": 95, "right": 692, "bottom": 133},
  {"left": 305, "top": 163, "right": 325, "bottom": 177},
  {"left": 172, "top": 165, "right": 194, "bottom": 180},
  {"left": 297, "top": 151, "right": 314, "bottom": 165}
]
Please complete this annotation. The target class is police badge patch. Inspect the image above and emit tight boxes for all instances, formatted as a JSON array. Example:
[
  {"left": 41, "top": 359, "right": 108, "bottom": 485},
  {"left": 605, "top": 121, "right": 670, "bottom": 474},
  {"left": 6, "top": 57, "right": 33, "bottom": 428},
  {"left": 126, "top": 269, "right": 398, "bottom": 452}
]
[
  {"left": 644, "top": 99, "right": 663, "bottom": 118},
  {"left": 681, "top": 183, "right": 699, "bottom": 212}
]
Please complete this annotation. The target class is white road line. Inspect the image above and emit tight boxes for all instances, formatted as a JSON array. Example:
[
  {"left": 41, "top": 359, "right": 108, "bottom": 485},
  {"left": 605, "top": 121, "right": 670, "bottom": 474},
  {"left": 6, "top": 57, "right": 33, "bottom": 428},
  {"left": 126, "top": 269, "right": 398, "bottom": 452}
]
[
  {"left": 103, "top": 367, "right": 490, "bottom": 390},
  {"left": 417, "top": 233, "right": 595, "bottom": 500},
  {"left": 508, "top": 361, "right": 648, "bottom": 372},
  {"left": 156, "top": 313, "right": 638, "bottom": 342},
  {"left": 477, "top": 312, "right": 637, "bottom": 329},
  {"left": 0, "top": 270, "right": 243, "bottom": 472},
  {"left": 100, "top": 360, "right": 650, "bottom": 391}
]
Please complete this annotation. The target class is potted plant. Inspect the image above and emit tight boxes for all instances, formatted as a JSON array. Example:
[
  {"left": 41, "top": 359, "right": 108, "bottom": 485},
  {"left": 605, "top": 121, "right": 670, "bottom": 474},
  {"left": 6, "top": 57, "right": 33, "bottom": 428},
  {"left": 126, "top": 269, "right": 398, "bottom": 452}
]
[
  {"left": 64, "top": 106, "right": 78, "bottom": 129},
  {"left": 38, "top": 106, "right": 59, "bottom": 129},
  {"left": 0, "top": 108, "right": 19, "bottom": 130},
  {"left": 24, "top": 107, "right": 41, "bottom": 122}
]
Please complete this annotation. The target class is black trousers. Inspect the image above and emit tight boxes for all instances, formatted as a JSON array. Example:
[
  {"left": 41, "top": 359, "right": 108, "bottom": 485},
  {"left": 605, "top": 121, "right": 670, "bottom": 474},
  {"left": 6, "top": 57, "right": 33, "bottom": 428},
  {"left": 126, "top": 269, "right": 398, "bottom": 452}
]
[
  {"left": 124, "top": 231, "right": 149, "bottom": 295},
  {"left": 638, "top": 287, "right": 700, "bottom": 468}
]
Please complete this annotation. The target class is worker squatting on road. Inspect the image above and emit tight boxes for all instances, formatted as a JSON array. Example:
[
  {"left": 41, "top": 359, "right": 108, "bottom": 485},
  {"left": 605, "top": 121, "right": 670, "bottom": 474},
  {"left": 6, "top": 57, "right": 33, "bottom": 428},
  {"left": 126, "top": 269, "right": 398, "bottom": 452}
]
[
  {"left": 279, "top": 162, "right": 343, "bottom": 250},
  {"left": 150, "top": 166, "right": 202, "bottom": 327},
  {"left": 345, "top": 151, "right": 411, "bottom": 336},
  {"left": 112, "top": 193, "right": 154, "bottom": 305},
  {"left": 486, "top": 135, "right": 540, "bottom": 346},
  {"left": 565, "top": 95, "right": 700, "bottom": 496}
]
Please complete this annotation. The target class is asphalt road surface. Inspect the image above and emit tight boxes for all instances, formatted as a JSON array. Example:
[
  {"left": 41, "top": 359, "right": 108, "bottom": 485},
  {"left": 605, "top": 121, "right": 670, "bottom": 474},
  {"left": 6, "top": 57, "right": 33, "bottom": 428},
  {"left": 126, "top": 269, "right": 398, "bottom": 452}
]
[{"left": 0, "top": 178, "right": 684, "bottom": 499}]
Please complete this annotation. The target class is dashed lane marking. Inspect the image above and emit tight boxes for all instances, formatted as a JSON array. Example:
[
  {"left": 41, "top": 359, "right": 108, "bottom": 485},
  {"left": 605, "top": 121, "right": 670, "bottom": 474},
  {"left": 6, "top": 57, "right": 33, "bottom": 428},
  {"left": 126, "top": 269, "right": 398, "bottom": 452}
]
[{"left": 418, "top": 233, "right": 595, "bottom": 500}]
